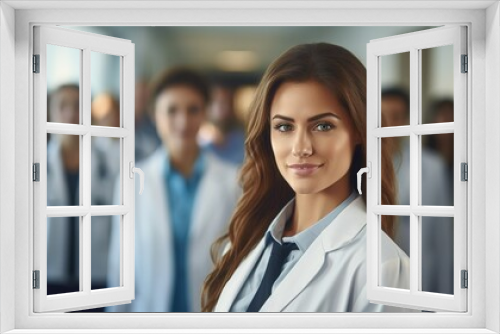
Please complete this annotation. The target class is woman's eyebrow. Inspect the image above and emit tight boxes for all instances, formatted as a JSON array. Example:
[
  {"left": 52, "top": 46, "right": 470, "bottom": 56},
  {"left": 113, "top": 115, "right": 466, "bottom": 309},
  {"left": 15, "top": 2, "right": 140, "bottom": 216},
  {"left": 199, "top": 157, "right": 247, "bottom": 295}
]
[
  {"left": 271, "top": 112, "right": 340, "bottom": 122},
  {"left": 308, "top": 112, "right": 340, "bottom": 122}
]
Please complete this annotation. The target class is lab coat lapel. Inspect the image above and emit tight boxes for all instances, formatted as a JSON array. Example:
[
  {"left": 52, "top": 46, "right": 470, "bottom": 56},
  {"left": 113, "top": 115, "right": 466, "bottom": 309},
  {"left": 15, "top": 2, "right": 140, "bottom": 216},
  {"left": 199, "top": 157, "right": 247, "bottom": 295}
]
[
  {"left": 214, "top": 237, "right": 267, "bottom": 312},
  {"left": 260, "top": 196, "right": 367, "bottom": 312},
  {"left": 259, "top": 239, "right": 325, "bottom": 312},
  {"left": 141, "top": 150, "right": 174, "bottom": 311}
]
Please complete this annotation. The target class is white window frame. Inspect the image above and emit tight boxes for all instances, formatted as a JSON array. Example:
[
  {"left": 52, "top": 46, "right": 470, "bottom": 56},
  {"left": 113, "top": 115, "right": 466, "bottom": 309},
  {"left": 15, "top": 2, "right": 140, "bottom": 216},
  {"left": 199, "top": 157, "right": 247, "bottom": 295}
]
[
  {"left": 366, "top": 26, "right": 468, "bottom": 312},
  {"left": 33, "top": 25, "right": 136, "bottom": 313},
  {"left": 1, "top": 1, "right": 499, "bottom": 333}
]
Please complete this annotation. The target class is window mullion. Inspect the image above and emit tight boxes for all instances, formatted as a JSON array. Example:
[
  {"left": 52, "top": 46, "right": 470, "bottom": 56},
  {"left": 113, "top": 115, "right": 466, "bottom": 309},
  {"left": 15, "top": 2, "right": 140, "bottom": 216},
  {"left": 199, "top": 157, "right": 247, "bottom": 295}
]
[
  {"left": 82, "top": 47, "right": 92, "bottom": 294},
  {"left": 409, "top": 47, "right": 420, "bottom": 294}
]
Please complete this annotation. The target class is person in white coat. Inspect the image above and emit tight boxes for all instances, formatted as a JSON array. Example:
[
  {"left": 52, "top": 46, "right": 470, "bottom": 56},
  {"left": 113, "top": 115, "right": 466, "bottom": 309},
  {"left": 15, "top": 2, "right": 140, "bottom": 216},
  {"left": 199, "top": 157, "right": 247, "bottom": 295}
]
[
  {"left": 381, "top": 88, "right": 454, "bottom": 295},
  {"left": 47, "top": 84, "right": 115, "bottom": 299},
  {"left": 202, "top": 43, "right": 410, "bottom": 312},
  {"left": 106, "top": 68, "right": 240, "bottom": 312}
]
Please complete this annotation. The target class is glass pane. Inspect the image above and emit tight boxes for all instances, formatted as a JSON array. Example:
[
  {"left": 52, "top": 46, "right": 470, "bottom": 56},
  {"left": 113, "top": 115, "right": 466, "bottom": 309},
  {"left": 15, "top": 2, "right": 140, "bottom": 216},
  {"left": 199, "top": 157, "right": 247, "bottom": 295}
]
[
  {"left": 380, "top": 52, "right": 410, "bottom": 127},
  {"left": 91, "top": 137, "right": 120, "bottom": 206},
  {"left": 421, "top": 45, "right": 454, "bottom": 124},
  {"left": 381, "top": 136, "right": 409, "bottom": 205},
  {"left": 47, "top": 44, "right": 81, "bottom": 124},
  {"left": 47, "top": 217, "right": 80, "bottom": 295},
  {"left": 421, "top": 134, "right": 454, "bottom": 206},
  {"left": 421, "top": 216, "right": 454, "bottom": 295},
  {"left": 380, "top": 215, "right": 410, "bottom": 290},
  {"left": 91, "top": 216, "right": 120, "bottom": 290},
  {"left": 91, "top": 52, "right": 121, "bottom": 127},
  {"left": 47, "top": 134, "right": 80, "bottom": 206}
]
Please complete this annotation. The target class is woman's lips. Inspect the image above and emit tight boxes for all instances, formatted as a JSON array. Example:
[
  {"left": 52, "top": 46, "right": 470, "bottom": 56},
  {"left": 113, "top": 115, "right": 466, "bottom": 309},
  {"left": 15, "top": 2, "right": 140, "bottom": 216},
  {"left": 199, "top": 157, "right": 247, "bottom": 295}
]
[{"left": 287, "top": 163, "right": 323, "bottom": 176}]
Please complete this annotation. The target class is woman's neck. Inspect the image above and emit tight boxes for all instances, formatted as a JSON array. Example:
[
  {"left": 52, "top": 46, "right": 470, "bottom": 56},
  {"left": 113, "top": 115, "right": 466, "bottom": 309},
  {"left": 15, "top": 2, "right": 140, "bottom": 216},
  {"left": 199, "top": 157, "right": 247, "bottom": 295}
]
[{"left": 284, "top": 178, "right": 352, "bottom": 237}]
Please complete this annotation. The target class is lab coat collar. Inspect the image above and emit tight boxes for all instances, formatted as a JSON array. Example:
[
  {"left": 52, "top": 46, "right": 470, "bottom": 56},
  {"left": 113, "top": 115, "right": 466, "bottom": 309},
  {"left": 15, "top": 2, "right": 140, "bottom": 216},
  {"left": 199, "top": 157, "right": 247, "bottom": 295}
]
[
  {"left": 162, "top": 146, "right": 207, "bottom": 181},
  {"left": 261, "top": 195, "right": 366, "bottom": 312},
  {"left": 321, "top": 195, "right": 366, "bottom": 252},
  {"left": 215, "top": 195, "right": 367, "bottom": 312}
]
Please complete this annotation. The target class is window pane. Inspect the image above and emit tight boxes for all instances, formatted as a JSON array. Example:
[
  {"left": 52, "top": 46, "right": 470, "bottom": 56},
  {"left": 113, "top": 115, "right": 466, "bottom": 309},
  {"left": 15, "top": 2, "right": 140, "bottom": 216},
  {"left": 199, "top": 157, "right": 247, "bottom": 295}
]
[
  {"left": 421, "top": 134, "right": 454, "bottom": 206},
  {"left": 393, "top": 215, "right": 411, "bottom": 258},
  {"left": 91, "top": 52, "right": 121, "bottom": 127},
  {"left": 421, "top": 45, "right": 454, "bottom": 124},
  {"left": 421, "top": 216, "right": 454, "bottom": 295},
  {"left": 382, "top": 136, "right": 409, "bottom": 205},
  {"left": 47, "top": 217, "right": 80, "bottom": 295},
  {"left": 47, "top": 44, "right": 81, "bottom": 125},
  {"left": 47, "top": 134, "right": 80, "bottom": 206},
  {"left": 380, "top": 215, "right": 410, "bottom": 290},
  {"left": 380, "top": 52, "right": 410, "bottom": 127},
  {"left": 91, "top": 137, "right": 120, "bottom": 206},
  {"left": 91, "top": 216, "right": 119, "bottom": 290}
]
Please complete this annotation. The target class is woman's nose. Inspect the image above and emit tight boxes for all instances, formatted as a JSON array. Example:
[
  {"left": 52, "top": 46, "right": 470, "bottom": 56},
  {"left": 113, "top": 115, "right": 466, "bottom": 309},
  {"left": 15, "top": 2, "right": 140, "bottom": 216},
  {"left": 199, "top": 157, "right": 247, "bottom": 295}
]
[{"left": 291, "top": 130, "right": 313, "bottom": 157}]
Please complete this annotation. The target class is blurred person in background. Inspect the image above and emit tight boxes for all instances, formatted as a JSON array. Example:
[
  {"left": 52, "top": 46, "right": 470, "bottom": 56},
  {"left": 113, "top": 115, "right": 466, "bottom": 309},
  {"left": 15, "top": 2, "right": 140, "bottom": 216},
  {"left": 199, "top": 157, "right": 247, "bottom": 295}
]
[
  {"left": 381, "top": 88, "right": 454, "bottom": 295},
  {"left": 199, "top": 83, "right": 245, "bottom": 166},
  {"left": 91, "top": 92, "right": 121, "bottom": 179},
  {"left": 425, "top": 98, "right": 454, "bottom": 194},
  {"left": 46, "top": 84, "right": 115, "bottom": 305},
  {"left": 107, "top": 68, "right": 240, "bottom": 312},
  {"left": 135, "top": 79, "right": 161, "bottom": 162}
]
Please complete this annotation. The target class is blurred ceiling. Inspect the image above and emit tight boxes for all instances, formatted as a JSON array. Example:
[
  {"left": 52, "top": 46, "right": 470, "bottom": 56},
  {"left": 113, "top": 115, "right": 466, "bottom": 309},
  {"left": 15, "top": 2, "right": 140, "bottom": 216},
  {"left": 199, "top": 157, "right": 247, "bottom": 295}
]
[{"left": 70, "top": 26, "right": 433, "bottom": 82}]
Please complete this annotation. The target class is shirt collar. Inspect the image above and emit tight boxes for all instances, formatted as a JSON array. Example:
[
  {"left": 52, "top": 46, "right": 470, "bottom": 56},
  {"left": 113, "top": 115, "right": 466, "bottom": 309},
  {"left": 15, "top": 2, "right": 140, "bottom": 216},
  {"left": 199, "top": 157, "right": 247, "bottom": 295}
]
[
  {"left": 163, "top": 148, "right": 206, "bottom": 181},
  {"left": 266, "top": 191, "right": 359, "bottom": 252}
]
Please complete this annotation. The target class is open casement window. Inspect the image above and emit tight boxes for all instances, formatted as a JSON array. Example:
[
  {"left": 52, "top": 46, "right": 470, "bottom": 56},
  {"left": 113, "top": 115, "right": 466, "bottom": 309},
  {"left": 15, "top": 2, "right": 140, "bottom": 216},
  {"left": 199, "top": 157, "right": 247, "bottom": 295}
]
[
  {"left": 365, "top": 26, "right": 467, "bottom": 312},
  {"left": 33, "top": 26, "right": 139, "bottom": 312}
]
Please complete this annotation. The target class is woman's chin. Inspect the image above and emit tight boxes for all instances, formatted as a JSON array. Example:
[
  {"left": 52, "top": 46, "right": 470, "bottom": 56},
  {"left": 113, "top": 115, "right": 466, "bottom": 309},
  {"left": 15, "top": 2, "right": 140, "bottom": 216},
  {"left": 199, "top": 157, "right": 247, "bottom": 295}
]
[{"left": 289, "top": 184, "right": 320, "bottom": 195}]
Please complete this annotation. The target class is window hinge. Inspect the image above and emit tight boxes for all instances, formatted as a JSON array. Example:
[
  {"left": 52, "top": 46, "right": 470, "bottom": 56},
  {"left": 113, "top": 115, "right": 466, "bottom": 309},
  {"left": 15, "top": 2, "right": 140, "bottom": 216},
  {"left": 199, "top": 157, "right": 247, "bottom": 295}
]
[
  {"left": 461, "top": 162, "right": 468, "bottom": 181},
  {"left": 461, "top": 54, "right": 468, "bottom": 73},
  {"left": 33, "top": 54, "right": 40, "bottom": 73},
  {"left": 461, "top": 270, "right": 468, "bottom": 289},
  {"left": 33, "top": 163, "right": 40, "bottom": 182},
  {"left": 33, "top": 270, "right": 40, "bottom": 289}
]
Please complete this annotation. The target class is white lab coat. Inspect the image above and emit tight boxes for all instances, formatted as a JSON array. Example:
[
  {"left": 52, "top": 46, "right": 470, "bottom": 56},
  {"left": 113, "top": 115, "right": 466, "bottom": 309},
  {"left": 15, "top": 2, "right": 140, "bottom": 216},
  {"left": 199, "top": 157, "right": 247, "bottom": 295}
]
[
  {"left": 107, "top": 148, "right": 240, "bottom": 312},
  {"left": 214, "top": 196, "right": 410, "bottom": 312},
  {"left": 46, "top": 138, "right": 115, "bottom": 284}
]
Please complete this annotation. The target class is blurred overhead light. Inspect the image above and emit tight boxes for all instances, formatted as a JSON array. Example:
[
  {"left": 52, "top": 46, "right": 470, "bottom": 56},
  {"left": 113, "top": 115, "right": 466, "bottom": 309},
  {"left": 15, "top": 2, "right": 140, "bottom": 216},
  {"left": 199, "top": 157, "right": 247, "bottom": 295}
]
[{"left": 216, "top": 51, "right": 259, "bottom": 72}]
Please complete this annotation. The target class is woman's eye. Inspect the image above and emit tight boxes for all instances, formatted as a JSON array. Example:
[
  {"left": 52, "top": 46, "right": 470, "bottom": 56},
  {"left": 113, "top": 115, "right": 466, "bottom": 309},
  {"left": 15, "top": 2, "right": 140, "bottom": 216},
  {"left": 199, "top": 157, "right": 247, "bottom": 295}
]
[
  {"left": 274, "top": 124, "right": 293, "bottom": 132},
  {"left": 315, "top": 122, "right": 333, "bottom": 131}
]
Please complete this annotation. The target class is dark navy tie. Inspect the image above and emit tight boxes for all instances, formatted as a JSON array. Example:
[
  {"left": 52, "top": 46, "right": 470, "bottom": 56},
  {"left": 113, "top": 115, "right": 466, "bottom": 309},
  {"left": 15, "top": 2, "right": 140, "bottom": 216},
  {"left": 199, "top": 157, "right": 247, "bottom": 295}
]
[{"left": 246, "top": 239, "right": 298, "bottom": 312}]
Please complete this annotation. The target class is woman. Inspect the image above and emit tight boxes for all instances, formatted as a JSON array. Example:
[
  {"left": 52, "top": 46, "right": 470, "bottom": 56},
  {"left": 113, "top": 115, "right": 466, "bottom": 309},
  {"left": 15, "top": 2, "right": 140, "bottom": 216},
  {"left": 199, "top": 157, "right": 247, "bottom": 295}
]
[
  {"left": 202, "top": 43, "right": 409, "bottom": 312},
  {"left": 107, "top": 68, "right": 240, "bottom": 312}
]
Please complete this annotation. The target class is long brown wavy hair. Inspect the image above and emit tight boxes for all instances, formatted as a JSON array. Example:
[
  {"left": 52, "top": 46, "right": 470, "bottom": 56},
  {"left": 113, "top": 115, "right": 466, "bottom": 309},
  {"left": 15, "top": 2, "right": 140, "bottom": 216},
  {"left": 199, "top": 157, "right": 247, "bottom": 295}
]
[{"left": 201, "top": 43, "right": 397, "bottom": 312}]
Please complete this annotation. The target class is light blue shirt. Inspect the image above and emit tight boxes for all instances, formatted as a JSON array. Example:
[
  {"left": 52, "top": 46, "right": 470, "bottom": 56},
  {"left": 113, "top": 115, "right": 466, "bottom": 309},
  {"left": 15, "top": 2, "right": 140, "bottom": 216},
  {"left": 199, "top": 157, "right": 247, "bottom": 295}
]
[
  {"left": 163, "top": 150, "right": 206, "bottom": 312},
  {"left": 230, "top": 191, "right": 359, "bottom": 312}
]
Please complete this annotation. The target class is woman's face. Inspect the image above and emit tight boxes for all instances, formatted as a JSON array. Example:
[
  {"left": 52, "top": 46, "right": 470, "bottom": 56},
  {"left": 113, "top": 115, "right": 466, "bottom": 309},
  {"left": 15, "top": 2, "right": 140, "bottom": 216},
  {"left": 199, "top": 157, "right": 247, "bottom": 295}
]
[
  {"left": 270, "top": 80, "right": 358, "bottom": 196},
  {"left": 155, "top": 85, "right": 206, "bottom": 151}
]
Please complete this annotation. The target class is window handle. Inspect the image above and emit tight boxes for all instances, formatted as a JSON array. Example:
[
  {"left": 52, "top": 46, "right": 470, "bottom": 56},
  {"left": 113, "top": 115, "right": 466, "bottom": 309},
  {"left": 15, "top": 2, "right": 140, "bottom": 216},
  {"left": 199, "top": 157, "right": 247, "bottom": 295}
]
[
  {"left": 129, "top": 162, "right": 145, "bottom": 195},
  {"left": 357, "top": 162, "right": 371, "bottom": 195}
]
